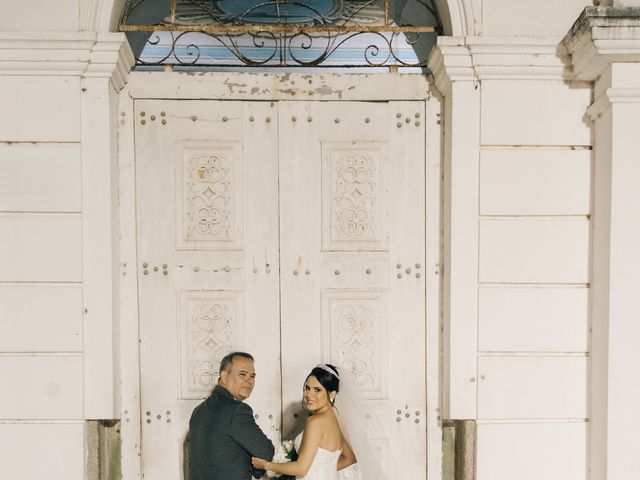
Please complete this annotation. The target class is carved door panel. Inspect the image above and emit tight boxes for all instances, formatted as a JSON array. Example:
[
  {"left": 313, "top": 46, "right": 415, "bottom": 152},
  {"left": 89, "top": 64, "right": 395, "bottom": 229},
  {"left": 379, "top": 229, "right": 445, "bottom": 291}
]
[
  {"left": 136, "top": 99, "right": 427, "bottom": 479},
  {"left": 279, "top": 101, "right": 427, "bottom": 478},
  {"left": 135, "top": 100, "right": 281, "bottom": 479}
]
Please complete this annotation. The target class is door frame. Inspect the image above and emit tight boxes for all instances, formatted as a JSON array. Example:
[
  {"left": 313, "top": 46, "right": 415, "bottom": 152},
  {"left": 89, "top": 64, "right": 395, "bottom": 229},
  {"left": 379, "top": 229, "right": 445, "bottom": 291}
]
[{"left": 117, "top": 71, "right": 443, "bottom": 480}]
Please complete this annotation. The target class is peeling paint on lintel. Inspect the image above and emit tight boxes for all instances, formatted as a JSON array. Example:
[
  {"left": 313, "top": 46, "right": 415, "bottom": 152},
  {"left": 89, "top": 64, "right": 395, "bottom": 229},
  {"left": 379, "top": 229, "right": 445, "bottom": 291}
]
[{"left": 128, "top": 71, "right": 433, "bottom": 101}]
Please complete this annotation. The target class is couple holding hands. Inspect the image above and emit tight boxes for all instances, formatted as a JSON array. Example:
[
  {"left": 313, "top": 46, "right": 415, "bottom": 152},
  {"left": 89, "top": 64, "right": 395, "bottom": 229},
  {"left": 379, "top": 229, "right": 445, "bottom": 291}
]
[{"left": 189, "top": 352, "right": 379, "bottom": 480}]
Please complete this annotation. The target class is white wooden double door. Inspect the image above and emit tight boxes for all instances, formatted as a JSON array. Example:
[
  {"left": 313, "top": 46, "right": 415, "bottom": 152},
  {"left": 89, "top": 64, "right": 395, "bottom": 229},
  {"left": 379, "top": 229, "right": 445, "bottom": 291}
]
[{"left": 135, "top": 99, "right": 427, "bottom": 479}]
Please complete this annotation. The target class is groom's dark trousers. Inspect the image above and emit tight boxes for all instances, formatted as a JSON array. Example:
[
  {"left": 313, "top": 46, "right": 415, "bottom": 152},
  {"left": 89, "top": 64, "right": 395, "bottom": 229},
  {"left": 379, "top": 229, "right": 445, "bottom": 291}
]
[{"left": 189, "top": 385, "right": 275, "bottom": 480}]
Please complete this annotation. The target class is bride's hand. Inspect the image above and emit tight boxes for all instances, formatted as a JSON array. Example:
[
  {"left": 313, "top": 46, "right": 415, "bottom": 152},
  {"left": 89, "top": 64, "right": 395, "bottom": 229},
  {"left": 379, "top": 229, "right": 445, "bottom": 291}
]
[{"left": 252, "top": 456, "right": 268, "bottom": 469}]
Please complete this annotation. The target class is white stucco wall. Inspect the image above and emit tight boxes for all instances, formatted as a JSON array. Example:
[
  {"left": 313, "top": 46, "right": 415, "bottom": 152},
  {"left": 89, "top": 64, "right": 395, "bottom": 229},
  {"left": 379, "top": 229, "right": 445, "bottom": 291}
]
[
  {"left": 0, "top": 3, "right": 131, "bottom": 478},
  {"left": 430, "top": 28, "right": 593, "bottom": 478},
  {"left": 482, "top": 0, "right": 588, "bottom": 36},
  {"left": 0, "top": 40, "right": 86, "bottom": 474},
  {"left": 475, "top": 77, "right": 591, "bottom": 480}
]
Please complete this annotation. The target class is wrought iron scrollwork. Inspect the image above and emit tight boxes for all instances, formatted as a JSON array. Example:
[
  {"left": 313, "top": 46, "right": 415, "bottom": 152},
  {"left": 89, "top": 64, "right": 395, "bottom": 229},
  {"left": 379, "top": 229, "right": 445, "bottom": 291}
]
[{"left": 120, "top": 0, "right": 441, "bottom": 68}]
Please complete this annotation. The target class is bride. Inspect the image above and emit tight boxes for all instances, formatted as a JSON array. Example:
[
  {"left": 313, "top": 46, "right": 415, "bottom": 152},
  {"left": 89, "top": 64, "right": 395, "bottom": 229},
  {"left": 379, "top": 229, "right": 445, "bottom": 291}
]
[{"left": 251, "top": 364, "right": 357, "bottom": 479}]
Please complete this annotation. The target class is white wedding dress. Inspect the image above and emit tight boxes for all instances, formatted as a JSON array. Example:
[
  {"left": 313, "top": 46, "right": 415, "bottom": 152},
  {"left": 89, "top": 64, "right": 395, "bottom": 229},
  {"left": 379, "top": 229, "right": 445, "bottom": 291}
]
[
  {"left": 293, "top": 432, "right": 341, "bottom": 480},
  {"left": 292, "top": 432, "right": 362, "bottom": 480}
]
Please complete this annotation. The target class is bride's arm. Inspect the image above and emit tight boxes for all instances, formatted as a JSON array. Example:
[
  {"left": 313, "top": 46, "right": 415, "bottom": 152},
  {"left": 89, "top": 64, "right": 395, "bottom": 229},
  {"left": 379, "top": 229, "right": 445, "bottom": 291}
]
[
  {"left": 337, "top": 440, "right": 356, "bottom": 471},
  {"left": 252, "top": 416, "right": 322, "bottom": 477}
]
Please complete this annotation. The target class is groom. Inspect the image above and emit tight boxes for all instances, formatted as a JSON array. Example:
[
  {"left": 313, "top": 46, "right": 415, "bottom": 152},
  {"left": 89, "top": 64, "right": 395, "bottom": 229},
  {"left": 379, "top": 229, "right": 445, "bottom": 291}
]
[{"left": 189, "top": 352, "right": 275, "bottom": 480}]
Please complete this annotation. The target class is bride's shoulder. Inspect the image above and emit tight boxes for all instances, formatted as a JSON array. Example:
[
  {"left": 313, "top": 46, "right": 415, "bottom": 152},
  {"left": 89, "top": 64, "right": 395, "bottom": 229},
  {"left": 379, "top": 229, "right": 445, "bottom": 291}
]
[
  {"left": 304, "top": 412, "right": 332, "bottom": 433},
  {"left": 304, "top": 413, "right": 323, "bottom": 427}
]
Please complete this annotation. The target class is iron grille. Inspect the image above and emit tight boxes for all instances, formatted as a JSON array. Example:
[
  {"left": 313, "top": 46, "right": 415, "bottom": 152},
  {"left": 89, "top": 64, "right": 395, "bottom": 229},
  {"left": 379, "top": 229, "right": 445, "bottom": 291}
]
[{"left": 119, "top": 0, "right": 441, "bottom": 68}]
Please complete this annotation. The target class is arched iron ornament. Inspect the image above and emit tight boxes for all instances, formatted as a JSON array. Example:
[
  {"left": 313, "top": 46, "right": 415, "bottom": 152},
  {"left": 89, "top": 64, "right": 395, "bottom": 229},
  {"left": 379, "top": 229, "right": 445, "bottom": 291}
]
[{"left": 119, "top": 0, "right": 441, "bottom": 68}]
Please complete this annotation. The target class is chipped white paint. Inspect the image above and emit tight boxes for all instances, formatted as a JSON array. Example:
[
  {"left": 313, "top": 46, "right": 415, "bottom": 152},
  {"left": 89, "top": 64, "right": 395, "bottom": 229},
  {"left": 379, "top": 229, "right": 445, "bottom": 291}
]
[
  {"left": 129, "top": 71, "right": 431, "bottom": 101},
  {"left": 121, "top": 74, "right": 441, "bottom": 476}
]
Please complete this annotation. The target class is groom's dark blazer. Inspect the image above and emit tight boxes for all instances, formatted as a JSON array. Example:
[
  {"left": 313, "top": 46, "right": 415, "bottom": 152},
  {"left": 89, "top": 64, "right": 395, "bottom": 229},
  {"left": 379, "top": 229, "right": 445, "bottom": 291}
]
[{"left": 189, "top": 385, "right": 275, "bottom": 480}]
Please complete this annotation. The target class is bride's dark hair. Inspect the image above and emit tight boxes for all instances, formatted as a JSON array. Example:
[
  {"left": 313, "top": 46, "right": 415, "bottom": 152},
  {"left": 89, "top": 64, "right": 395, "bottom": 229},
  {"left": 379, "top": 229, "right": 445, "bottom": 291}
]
[{"left": 307, "top": 364, "right": 340, "bottom": 395}]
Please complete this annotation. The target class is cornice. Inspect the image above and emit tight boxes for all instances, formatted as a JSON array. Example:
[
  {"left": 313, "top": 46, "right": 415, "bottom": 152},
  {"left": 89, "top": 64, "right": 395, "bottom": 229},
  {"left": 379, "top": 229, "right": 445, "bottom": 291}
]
[
  {"left": 467, "top": 37, "right": 572, "bottom": 80},
  {"left": 0, "top": 32, "right": 133, "bottom": 90},
  {"left": 428, "top": 36, "right": 572, "bottom": 95},
  {"left": 84, "top": 33, "right": 135, "bottom": 91},
  {"left": 428, "top": 38, "right": 475, "bottom": 95},
  {"left": 563, "top": 6, "right": 640, "bottom": 81}
]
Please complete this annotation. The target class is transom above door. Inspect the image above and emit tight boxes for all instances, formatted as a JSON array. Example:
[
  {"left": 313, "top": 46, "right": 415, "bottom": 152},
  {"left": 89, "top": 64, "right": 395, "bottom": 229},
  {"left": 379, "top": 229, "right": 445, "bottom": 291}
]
[{"left": 135, "top": 99, "right": 427, "bottom": 479}]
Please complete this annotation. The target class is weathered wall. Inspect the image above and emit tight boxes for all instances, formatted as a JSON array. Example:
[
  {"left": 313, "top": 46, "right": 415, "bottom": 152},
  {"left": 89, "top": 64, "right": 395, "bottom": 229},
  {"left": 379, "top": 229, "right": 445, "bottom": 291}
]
[{"left": 0, "top": 2, "right": 131, "bottom": 478}]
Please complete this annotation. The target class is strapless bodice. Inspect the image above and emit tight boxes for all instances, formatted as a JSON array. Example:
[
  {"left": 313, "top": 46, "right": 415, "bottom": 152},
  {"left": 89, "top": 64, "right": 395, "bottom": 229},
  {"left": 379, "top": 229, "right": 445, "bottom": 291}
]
[{"left": 294, "top": 432, "right": 341, "bottom": 480}]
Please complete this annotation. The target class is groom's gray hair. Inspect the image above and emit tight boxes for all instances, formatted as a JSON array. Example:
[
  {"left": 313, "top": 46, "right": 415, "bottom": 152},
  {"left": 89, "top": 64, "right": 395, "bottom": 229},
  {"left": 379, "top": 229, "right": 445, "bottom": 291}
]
[{"left": 219, "top": 351, "right": 254, "bottom": 375}]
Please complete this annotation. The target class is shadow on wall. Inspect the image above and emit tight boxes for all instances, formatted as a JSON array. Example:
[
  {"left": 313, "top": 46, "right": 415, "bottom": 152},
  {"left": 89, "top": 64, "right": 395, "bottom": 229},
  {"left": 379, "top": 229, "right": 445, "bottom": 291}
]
[
  {"left": 184, "top": 431, "right": 190, "bottom": 480},
  {"left": 283, "top": 401, "right": 308, "bottom": 441}
]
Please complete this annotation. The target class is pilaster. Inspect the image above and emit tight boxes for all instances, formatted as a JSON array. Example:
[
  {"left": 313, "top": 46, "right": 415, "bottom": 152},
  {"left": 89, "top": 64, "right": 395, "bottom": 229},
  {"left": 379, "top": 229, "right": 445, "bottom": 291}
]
[
  {"left": 428, "top": 35, "right": 576, "bottom": 421},
  {"left": 80, "top": 33, "right": 134, "bottom": 419},
  {"left": 563, "top": 7, "right": 640, "bottom": 480},
  {"left": 428, "top": 38, "right": 479, "bottom": 420}
]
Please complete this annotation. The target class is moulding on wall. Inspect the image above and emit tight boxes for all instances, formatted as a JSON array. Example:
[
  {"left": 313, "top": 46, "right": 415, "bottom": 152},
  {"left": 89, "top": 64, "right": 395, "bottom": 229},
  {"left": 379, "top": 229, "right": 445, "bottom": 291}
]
[
  {"left": 587, "top": 86, "right": 640, "bottom": 120},
  {"left": 0, "top": 32, "right": 133, "bottom": 91},
  {"left": 434, "top": 0, "right": 481, "bottom": 36},
  {"left": 83, "top": 0, "right": 127, "bottom": 32},
  {"left": 0, "top": 32, "right": 96, "bottom": 75},
  {"left": 428, "top": 36, "right": 572, "bottom": 95},
  {"left": 467, "top": 37, "right": 572, "bottom": 80},
  {"left": 80, "top": 0, "right": 99, "bottom": 32},
  {"left": 85, "top": 33, "right": 134, "bottom": 91},
  {"left": 428, "top": 38, "right": 475, "bottom": 95},
  {"left": 563, "top": 6, "right": 640, "bottom": 81}
]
